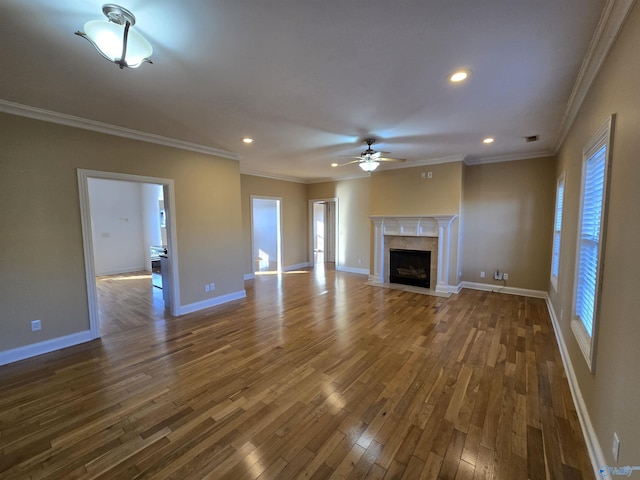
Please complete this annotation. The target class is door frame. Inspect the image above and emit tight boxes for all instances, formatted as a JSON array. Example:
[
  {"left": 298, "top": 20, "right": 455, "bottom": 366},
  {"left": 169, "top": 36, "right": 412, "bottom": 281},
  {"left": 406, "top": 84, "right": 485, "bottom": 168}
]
[
  {"left": 77, "top": 169, "right": 180, "bottom": 338},
  {"left": 308, "top": 198, "right": 338, "bottom": 268},
  {"left": 250, "top": 195, "right": 283, "bottom": 274}
]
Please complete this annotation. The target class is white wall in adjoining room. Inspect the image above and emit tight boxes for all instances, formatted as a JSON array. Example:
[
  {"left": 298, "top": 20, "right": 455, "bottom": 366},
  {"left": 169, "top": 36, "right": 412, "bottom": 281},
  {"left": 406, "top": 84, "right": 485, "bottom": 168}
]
[
  {"left": 141, "top": 183, "right": 164, "bottom": 271},
  {"left": 252, "top": 198, "right": 279, "bottom": 271},
  {"left": 88, "top": 178, "right": 146, "bottom": 276}
]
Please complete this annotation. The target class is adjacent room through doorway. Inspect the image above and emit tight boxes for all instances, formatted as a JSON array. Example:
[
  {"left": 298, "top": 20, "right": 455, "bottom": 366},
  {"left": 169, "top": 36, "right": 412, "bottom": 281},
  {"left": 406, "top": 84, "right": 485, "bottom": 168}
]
[
  {"left": 87, "top": 178, "right": 171, "bottom": 335},
  {"left": 311, "top": 199, "right": 337, "bottom": 269},
  {"left": 251, "top": 196, "right": 282, "bottom": 274},
  {"left": 78, "top": 170, "right": 178, "bottom": 338}
]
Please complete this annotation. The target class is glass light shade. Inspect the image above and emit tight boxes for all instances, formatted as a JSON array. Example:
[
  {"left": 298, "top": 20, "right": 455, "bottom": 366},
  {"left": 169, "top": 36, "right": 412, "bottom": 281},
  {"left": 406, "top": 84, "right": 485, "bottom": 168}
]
[
  {"left": 359, "top": 160, "right": 379, "bottom": 172},
  {"left": 82, "top": 20, "right": 153, "bottom": 68}
]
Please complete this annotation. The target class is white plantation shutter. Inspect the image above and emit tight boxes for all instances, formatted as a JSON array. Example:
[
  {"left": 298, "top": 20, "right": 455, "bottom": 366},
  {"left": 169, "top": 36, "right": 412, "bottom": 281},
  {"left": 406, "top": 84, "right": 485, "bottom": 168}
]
[
  {"left": 576, "top": 145, "right": 606, "bottom": 335},
  {"left": 571, "top": 114, "right": 613, "bottom": 372},
  {"left": 551, "top": 176, "right": 565, "bottom": 287}
]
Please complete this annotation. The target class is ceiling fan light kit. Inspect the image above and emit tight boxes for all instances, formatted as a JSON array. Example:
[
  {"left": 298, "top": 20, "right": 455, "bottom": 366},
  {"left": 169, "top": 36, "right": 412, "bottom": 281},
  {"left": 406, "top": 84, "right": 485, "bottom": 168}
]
[
  {"left": 335, "top": 138, "right": 406, "bottom": 172},
  {"left": 76, "top": 4, "right": 153, "bottom": 69},
  {"left": 359, "top": 160, "right": 380, "bottom": 172}
]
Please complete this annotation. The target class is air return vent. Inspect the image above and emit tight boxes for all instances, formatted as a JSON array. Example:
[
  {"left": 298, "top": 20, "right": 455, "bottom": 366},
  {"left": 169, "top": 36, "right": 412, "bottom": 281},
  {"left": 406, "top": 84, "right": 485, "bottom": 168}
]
[{"left": 525, "top": 135, "right": 539, "bottom": 143}]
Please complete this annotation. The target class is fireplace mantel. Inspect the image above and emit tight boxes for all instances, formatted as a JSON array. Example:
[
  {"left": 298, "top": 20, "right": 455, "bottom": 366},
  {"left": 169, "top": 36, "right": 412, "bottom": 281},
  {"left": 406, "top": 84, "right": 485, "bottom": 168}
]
[{"left": 369, "top": 215, "right": 457, "bottom": 294}]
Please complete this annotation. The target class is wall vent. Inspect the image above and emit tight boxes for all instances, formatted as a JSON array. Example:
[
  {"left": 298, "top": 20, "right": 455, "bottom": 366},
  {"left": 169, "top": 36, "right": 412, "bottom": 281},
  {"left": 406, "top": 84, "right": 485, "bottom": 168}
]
[{"left": 525, "top": 135, "right": 539, "bottom": 143}]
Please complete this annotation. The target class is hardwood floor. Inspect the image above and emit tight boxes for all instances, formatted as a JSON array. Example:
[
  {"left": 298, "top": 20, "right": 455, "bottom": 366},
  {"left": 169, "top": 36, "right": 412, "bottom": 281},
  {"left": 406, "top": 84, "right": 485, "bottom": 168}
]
[
  {"left": 0, "top": 269, "right": 594, "bottom": 479},
  {"left": 95, "top": 272, "right": 170, "bottom": 336}
]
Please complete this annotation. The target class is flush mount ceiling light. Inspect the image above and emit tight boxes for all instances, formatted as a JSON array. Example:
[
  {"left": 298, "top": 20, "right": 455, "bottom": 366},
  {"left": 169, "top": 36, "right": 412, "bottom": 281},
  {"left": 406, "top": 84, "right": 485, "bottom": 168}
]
[
  {"left": 483, "top": 137, "right": 495, "bottom": 144},
  {"left": 76, "top": 4, "right": 153, "bottom": 69},
  {"left": 449, "top": 70, "right": 469, "bottom": 83},
  {"left": 242, "top": 138, "right": 254, "bottom": 144}
]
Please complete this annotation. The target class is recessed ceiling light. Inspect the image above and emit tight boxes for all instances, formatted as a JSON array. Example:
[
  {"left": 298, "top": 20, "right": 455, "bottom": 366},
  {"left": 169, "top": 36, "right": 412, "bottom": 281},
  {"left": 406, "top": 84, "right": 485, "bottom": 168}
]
[
  {"left": 242, "top": 138, "right": 254, "bottom": 144},
  {"left": 331, "top": 163, "right": 339, "bottom": 168},
  {"left": 449, "top": 70, "right": 469, "bottom": 83},
  {"left": 483, "top": 137, "right": 494, "bottom": 144}
]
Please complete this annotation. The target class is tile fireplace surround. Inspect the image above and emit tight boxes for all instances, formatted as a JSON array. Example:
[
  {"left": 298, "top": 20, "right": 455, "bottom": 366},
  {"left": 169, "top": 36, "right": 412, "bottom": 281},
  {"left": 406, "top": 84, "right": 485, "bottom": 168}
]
[{"left": 369, "top": 215, "right": 458, "bottom": 294}]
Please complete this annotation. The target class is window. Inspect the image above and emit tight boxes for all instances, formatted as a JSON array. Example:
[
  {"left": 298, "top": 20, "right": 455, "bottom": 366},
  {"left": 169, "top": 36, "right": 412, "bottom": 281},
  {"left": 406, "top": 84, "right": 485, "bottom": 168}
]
[
  {"left": 571, "top": 115, "right": 614, "bottom": 372},
  {"left": 550, "top": 174, "right": 565, "bottom": 291}
]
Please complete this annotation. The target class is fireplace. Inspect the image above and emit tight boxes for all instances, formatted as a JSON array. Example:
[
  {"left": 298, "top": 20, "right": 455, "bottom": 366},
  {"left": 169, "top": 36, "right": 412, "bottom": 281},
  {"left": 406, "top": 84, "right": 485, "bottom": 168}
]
[
  {"left": 389, "top": 249, "right": 431, "bottom": 288},
  {"left": 369, "top": 215, "right": 457, "bottom": 294}
]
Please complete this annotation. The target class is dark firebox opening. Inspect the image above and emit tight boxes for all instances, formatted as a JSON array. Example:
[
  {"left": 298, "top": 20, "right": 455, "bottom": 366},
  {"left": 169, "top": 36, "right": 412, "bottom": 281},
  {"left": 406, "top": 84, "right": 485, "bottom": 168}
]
[{"left": 389, "top": 248, "right": 431, "bottom": 288}]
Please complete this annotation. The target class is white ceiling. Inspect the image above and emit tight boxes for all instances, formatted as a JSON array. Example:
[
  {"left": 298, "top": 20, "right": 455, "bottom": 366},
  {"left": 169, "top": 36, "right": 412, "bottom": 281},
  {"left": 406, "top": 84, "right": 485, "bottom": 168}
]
[{"left": 0, "top": 0, "right": 607, "bottom": 182}]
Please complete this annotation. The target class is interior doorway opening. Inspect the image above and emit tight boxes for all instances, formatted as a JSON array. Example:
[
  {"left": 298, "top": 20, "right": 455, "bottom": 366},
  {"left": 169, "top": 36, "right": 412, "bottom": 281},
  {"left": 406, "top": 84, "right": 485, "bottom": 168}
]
[
  {"left": 78, "top": 170, "right": 180, "bottom": 339},
  {"left": 251, "top": 197, "right": 282, "bottom": 274},
  {"left": 310, "top": 199, "right": 337, "bottom": 270},
  {"left": 87, "top": 178, "right": 170, "bottom": 335}
]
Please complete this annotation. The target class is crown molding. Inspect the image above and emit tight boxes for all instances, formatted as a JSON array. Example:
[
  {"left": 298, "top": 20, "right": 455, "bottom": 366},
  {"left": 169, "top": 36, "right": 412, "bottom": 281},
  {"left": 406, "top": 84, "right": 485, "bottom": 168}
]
[
  {"left": 239, "top": 168, "right": 310, "bottom": 184},
  {"left": 399, "top": 155, "right": 467, "bottom": 168},
  {"left": 553, "top": 0, "right": 636, "bottom": 151},
  {"left": 0, "top": 99, "right": 242, "bottom": 161},
  {"left": 464, "top": 150, "right": 554, "bottom": 166}
]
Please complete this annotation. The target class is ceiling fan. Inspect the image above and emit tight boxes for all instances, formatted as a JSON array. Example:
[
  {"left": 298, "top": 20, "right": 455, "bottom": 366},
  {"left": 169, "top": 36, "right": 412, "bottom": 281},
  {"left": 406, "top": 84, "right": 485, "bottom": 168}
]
[{"left": 334, "top": 138, "right": 406, "bottom": 172}]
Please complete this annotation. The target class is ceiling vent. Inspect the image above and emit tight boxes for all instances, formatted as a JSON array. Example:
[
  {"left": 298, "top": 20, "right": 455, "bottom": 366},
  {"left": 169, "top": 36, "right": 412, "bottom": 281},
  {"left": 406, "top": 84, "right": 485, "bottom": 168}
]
[{"left": 525, "top": 135, "right": 539, "bottom": 143}]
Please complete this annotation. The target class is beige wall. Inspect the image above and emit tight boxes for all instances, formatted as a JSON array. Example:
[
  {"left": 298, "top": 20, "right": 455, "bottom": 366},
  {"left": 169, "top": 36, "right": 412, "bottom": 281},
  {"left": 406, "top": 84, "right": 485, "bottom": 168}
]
[
  {"left": 461, "top": 157, "right": 556, "bottom": 290},
  {"left": 336, "top": 178, "right": 371, "bottom": 271},
  {"left": 0, "top": 114, "right": 244, "bottom": 352},
  {"left": 307, "top": 181, "right": 337, "bottom": 200},
  {"left": 240, "top": 175, "right": 308, "bottom": 274},
  {"left": 550, "top": 2, "right": 640, "bottom": 464},
  {"left": 370, "top": 162, "right": 463, "bottom": 215}
]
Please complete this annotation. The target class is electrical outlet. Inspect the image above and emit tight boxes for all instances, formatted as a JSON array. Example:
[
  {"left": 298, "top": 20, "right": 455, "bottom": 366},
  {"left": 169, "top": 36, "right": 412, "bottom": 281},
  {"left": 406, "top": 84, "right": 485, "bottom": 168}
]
[
  {"left": 503, "top": 273, "right": 509, "bottom": 280},
  {"left": 210, "top": 283, "right": 215, "bottom": 291},
  {"left": 421, "top": 172, "right": 426, "bottom": 179},
  {"left": 31, "top": 320, "right": 41, "bottom": 331},
  {"left": 357, "top": 258, "right": 362, "bottom": 265},
  {"left": 480, "top": 271, "right": 485, "bottom": 278},
  {"left": 612, "top": 432, "right": 620, "bottom": 462},
  {"left": 205, "top": 284, "right": 210, "bottom": 292}
]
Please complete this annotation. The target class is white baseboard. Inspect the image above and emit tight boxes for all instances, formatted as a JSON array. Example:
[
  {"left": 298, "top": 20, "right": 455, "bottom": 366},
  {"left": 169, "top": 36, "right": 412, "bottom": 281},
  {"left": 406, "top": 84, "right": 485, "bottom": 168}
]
[
  {"left": 245, "top": 263, "right": 311, "bottom": 279},
  {"left": 0, "top": 330, "right": 94, "bottom": 366},
  {"left": 544, "top": 295, "right": 604, "bottom": 479},
  {"left": 283, "top": 262, "right": 311, "bottom": 272},
  {"left": 435, "top": 283, "right": 463, "bottom": 295},
  {"left": 176, "top": 290, "right": 247, "bottom": 316},
  {"left": 368, "top": 276, "right": 460, "bottom": 294},
  {"left": 95, "top": 266, "right": 147, "bottom": 277},
  {"left": 336, "top": 265, "right": 369, "bottom": 275},
  {"left": 460, "top": 281, "right": 546, "bottom": 298}
]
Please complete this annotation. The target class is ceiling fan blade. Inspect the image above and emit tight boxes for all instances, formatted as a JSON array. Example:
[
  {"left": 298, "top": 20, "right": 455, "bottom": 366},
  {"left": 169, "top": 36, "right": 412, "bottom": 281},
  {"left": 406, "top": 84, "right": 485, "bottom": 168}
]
[
  {"left": 335, "top": 160, "right": 361, "bottom": 166},
  {"left": 378, "top": 157, "right": 407, "bottom": 163}
]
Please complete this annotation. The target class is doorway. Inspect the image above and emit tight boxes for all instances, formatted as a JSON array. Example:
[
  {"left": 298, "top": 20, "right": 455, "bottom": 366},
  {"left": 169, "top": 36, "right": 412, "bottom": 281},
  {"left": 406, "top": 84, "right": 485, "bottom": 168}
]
[
  {"left": 310, "top": 199, "right": 337, "bottom": 268},
  {"left": 251, "top": 196, "right": 282, "bottom": 274},
  {"left": 78, "top": 169, "right": 180, "bottom": 339}
]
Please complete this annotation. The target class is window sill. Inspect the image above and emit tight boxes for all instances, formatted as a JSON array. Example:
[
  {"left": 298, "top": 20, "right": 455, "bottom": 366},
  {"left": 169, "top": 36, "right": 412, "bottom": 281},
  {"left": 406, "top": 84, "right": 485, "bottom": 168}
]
[{"left": 571, "top": 318, "right": 594, "bottom": 373}]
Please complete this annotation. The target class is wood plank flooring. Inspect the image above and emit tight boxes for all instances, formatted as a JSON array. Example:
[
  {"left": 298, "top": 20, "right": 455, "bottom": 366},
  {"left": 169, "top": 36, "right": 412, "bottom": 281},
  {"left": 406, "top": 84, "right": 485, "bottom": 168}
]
[
  {"left": 95, "top": 272, "right": 170, "bottom": 336},
  {"left": 0, "top": 269, "right": 594, "bottom": 479}
]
